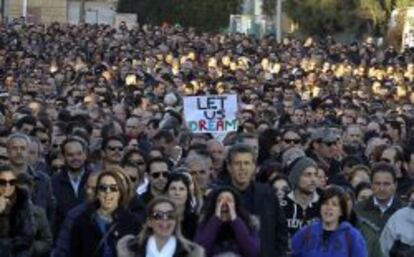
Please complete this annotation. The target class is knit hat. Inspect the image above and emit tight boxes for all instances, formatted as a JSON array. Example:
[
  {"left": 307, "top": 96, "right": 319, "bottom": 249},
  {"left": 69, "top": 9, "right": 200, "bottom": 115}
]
[
  {"left": 288, "top": 157, "right": 317, "bottom": 189},
  {"left": 282, "top": 147, "right": 306, "bottom": 168}
]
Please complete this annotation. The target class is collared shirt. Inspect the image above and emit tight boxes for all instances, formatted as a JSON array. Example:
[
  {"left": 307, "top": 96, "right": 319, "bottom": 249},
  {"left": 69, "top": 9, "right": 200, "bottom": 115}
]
[
  {"left": 373, "top": 196, "right": 394, "bottom": 214},
  {"left": 68, "top": 169, "right": 85, "bottom": 197},
  {"left": 136, "top": 177, "right": 149, "bottom": 195}
]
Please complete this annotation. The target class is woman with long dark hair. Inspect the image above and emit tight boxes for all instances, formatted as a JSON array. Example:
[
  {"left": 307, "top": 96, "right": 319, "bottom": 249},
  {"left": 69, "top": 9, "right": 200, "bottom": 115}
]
[
  {"left": 163, "top": 172, "right": 198, "bottom": 240},
  {"left": 69, "top": 169, "right": 142, "bottom": 257},
  {"left": 291, "top": 186, "right": 367, "bottom": 257},
  {"left": 194, "top": 186, "right": 260, "bottom": 257}
]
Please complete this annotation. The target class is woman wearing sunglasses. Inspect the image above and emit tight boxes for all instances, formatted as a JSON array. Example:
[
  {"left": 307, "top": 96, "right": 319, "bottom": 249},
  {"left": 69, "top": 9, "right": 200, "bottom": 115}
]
[
  {"left": 291, "top": 186, "right": 367, "bottom": 257},
  {"left": 194, "top": 186, "right": 260, "bottom": 257},
  {"left": 117, "top": 196, "right": 204, "bottom": 257},
  {"left": 0, "top": 165, "right": 35, "bottom": 256},
  {"left": 69, "top": 170, "right": 142, "bottom": 257},
  {"left": 163, "top": 172, "right": 198, "bottom": 240}
]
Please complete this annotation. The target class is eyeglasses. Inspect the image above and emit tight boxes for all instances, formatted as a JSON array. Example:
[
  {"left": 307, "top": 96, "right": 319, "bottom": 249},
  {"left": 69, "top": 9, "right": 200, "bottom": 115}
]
[
  {"left": 150, "top": 210, "right": 175, "bottom": 221},
  {"left": 151, "top": 171, "right": 169, "bottom": 179},
  {"left": 284, "top": 138, "right": 301, "bottom": 144},
  {"left": 10, "top": 101, "right": 20, "bottom": 105},
  {"left": 107, "top": 146, "right": 123, "bottom": 152},
  {"left": 0, "top": 179, "right": 17, "bottom": 187},
  {"left": 97, "top": 184, "right": 119, "bottom": 193}
]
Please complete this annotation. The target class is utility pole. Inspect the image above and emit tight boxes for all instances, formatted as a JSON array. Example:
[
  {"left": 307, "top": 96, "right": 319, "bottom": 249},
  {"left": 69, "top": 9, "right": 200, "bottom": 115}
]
[
  {"left": 1, "top": 0, "right": 5, "bottom": 19},
  {"left": 22, "top": 0, "right": 27, "bottom": 18},
  {"left": 79, "top": 0, "right": 86, "bottom": 24},
  {"left": 276, "top": 0, "right": 282, "bottom": 43}
]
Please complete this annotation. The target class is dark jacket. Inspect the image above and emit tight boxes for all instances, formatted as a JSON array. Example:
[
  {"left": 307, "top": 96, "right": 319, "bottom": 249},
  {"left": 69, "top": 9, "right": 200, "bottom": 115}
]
[
  {"left": 52, "top": 202, "right": 88, "bottom": 257},
  {"left": 32, "top": 205, "right": 53, "bottom": 257},
  {"left": 28, "top": 167, "right": 55, "bottom": 222},
  {"left": 52, "top": 167, "right": 91, "bottom": 236},
  {"left": 231, "top": 182, "right": 288, "bottom": 257},
  {"left": 291, "top": 220, "right": 367, "bottom": 257},
  {"left": 69, "top": 205, "right": 142, "bottom": 257},
  {"left": 280, "top": 191, "right": 320, "bottom": 237},
  {"left": 194, "top": 215, "right": 260, "bottom": 257},
  {"left": 355, "top": 196, "right": 405, "bottom": 257},
  {"left": 0, "top": 188, "right": 35, "bottom": 257},
  {"left": 182, "top": 212, "right": 198, "bottom": 240}
]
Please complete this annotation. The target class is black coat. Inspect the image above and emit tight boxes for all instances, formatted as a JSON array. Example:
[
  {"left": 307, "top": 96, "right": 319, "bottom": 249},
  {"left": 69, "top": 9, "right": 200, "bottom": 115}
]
[
  {"left": 231, "top": 182, "right": 288, "bottom": 257},
  {"left": 0, "top": 188, "right": 35, "bottom": 257},
  {"left": 52, "top": 167, "right": 91, "bottom": 236},
  {"left": 69, "top": 205, "right": 142, "bottom": 257}
]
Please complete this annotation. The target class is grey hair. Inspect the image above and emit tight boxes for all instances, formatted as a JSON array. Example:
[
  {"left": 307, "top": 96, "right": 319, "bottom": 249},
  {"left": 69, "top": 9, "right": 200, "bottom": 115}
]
[{"left": 7, "top": 133, "right": 31, "bottom": 148}]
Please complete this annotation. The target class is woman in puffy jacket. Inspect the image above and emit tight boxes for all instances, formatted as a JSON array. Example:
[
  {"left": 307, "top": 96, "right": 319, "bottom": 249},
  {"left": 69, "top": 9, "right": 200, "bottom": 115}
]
[{"left": 291, "top": 186, "right": 367, "bottom": 257}]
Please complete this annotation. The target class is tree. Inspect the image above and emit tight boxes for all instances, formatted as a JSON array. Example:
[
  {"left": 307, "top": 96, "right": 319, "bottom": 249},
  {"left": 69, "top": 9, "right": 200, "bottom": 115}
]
[
  {"left": 357, "top": 0, "right": 414, "bottom": 35},
  {"left": 277, "top": 0, "right": 360, "bottom": 36},
  {"left": 117, "top": 0, "right": 243, "bottom": 32}
]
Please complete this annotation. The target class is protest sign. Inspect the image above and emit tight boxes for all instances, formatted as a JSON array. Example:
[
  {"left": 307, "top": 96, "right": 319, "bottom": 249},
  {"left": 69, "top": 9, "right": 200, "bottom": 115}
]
[{"left": 184, "top": 95, "right": 238, "bottom": 133}]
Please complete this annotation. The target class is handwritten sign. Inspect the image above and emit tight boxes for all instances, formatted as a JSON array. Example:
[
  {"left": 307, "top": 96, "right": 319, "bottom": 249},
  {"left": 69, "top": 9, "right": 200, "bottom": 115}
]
[{"left": 184, "top": 95, "right": 238, "bottom": 133}]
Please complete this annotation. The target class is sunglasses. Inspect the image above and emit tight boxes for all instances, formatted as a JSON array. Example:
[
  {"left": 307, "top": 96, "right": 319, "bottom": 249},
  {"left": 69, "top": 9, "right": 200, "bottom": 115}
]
[
  {"left": 150, "top": 210, "right": 175, "bottom": 221},
  {"left": 284, "top": 138, "right": 301, "bottom": 144},
  {"left": 52, "top": 165, "right": 63, "bottom": 171},
  {"left": 381, "top": 158, "right": 392, "bottom": 163},
  {"left": 97, "top": 184, "right": 119, "bottom": 193},
  {"left": 151, "top": 171, "right": 169, "bottom": 179},
  {"left": 323, "top": 141, "right": 337, "bottom": 147},
  {"left": 40, "top": 139, "right": 49, "bottom": 144},
  {"left": 0, "top": 179, "right": 17, "bottom": 186},
  {"left": 107, "top": 146, "right": 123, "bottom": 152}
]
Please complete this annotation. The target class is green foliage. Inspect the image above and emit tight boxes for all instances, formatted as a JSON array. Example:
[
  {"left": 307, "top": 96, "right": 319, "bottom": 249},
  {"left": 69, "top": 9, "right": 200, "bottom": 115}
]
[
  {"left": 117, "top": 0, "right": 243, "bottom": 32},
  {"left": 395, "top": 0, "right": 414, "bottom": 8},
  {"left": 281, "top": 0, "right": 360, "bottom": 36},
  {"left": 261, "top": 0, "right": 414, "bottom": 37}
]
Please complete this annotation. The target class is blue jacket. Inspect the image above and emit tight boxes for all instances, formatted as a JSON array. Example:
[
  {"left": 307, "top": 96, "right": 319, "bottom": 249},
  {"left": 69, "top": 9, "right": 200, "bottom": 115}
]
[{"left": 291, "top": 220, "right": 367, "bottom": 257}]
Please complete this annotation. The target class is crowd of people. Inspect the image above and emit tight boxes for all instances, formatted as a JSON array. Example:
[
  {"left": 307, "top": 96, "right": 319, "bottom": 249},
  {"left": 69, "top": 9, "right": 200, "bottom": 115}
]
[{"left": 1, "top": 16, "right": 414, "bottom": 257}]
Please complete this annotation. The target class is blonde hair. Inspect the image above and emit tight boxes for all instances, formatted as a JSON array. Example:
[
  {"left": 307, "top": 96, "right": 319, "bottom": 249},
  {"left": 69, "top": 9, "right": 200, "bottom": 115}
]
[{"left": 136, "top": 196, "right": 199, "bottom": 254}]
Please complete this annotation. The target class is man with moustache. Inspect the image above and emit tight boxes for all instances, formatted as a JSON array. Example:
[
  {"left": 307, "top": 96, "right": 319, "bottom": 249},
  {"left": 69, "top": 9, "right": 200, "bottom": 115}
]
[
  {"left": 280, "top": 157, "right": 320, "bottom": 237},
  {"left": 51, "top": 137, "right": 92, "bottom": 236},
  {"left": 101, "top": 135, "right": 126, "bottom": 170}
]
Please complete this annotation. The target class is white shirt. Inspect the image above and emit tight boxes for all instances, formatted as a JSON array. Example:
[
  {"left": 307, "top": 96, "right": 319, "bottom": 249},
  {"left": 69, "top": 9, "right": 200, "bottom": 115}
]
[
  {"left": 68, "top": 170, "right": 85, "bottom": 197},
  {"left": 373, "top": 196, "right": 395, "bottom": 214}
]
